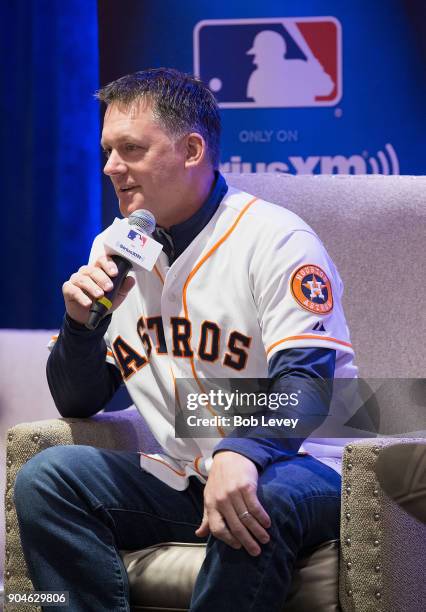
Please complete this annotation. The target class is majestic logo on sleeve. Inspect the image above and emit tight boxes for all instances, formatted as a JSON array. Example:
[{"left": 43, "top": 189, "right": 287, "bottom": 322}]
[{"left": 290, "top": 264, "right": 333, "bottom": 314}]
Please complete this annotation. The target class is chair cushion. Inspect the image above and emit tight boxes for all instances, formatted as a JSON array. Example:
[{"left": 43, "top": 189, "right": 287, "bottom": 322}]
[{"left": 121, "top": 539, "right": 340, "bottom": 611}]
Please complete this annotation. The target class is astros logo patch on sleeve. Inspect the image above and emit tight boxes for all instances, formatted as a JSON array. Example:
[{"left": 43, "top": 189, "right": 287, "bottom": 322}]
[{"left": 290, "top": 264, "right": 333, "bottom": 314}]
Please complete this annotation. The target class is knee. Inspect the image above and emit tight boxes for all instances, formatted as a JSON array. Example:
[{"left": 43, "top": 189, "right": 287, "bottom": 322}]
[
  {"left": 257, "top": 481, "right": 295, "bottom": 524},
  {"left": 14, "top": 446, "right": 78, "bottom": 516},
  {"left": 257, "top": 475, "right": 319, "bottom": 531},
  {"left": 258, "top": 471, "right": 341, "bottom": 546}
]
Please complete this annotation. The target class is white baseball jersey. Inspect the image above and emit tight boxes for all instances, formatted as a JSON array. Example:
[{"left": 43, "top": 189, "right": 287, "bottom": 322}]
[{"left": 77, "top": 186, "right": 357, "bottom": 489}]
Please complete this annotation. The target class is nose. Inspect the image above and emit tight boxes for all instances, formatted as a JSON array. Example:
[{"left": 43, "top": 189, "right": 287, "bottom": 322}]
[{"left": 103, "top": 150, "right": 127, "bottom": 176}]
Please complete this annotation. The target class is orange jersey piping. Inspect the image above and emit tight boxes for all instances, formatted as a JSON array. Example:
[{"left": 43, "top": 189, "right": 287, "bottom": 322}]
[
  {"left": 139, "top": 452, "right": 186, "bottom": 477},
  {"left": 266, "top": 334, "right": 353, "bottom": 356},
  {"left": 154, "top": 264, "right": 165, "bottom": 285},
  {"left": 193, "top": 455, "right": 204, "bottom": 477},
  {"left": 181, "top": 196, "right": 258, "bottom": 438},
  {"left": 181, "top": 197, "right": 258, "bottom": 316}
]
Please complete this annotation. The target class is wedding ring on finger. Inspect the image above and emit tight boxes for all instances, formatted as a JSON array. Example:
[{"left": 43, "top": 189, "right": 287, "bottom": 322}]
[{"left": 238, "top": 510, "right": 251, "bottom": 520}]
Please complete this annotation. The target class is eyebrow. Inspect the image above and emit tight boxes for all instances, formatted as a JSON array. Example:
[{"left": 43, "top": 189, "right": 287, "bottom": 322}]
[{"left": 100, "top": 135, "right": 145, "bottom": 147}]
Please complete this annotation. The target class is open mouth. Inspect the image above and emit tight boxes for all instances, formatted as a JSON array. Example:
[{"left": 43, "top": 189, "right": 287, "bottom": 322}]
[{"left": 120, "top": 185, "right": 139, "bottom": 192}]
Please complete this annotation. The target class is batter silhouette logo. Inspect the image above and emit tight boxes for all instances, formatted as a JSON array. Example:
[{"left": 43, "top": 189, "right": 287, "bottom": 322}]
[
  {"left": 194, "top": 17, "right": 342, "bottom": 108},
  {"left": 127, "top": 229, "right": 148, "bottom": 248}
]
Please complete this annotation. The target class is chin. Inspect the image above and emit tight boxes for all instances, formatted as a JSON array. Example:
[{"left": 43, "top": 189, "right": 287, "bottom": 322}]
[{"left": 119, "top": 198, "right": 145, "bottom": 219}]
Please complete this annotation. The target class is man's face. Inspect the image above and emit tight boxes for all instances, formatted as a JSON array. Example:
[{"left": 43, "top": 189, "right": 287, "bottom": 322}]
[{"left": 101, "top": 101, "right": 187, "bottom": 225}]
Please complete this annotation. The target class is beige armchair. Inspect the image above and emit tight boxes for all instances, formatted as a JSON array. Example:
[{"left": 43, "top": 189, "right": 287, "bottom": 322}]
[{"left": 4, "top": 174, "right": 426, "bottom": 611}]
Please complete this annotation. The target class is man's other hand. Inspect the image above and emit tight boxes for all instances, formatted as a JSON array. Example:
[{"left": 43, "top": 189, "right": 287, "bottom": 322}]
[
  {"left": 62, "top": 255, "right": 135, "bottom": 325},
  {"left": 195, "top": 451, "right": 271, "bottom": 556}
]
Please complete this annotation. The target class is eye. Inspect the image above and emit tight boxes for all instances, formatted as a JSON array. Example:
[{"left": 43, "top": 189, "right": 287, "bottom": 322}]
[
  {"left": 124, "top": 143, "right": 141, "bottom": 153},
  {"left": 102, "top": 148, "right": 111, "bottom": 159}
]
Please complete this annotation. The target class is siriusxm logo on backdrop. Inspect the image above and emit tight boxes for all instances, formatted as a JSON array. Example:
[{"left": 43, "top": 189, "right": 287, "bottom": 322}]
[
  {"left": 220, "top": 144, "right": 400, "bottom": 175},
  {"left": 194, "top": 17, "right": 342, "bottom": 108}
]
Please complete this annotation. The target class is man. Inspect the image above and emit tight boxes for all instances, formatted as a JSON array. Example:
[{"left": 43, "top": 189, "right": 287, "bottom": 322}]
[{"left": 14, "top": 68, "right": 356, "bottom": 611}]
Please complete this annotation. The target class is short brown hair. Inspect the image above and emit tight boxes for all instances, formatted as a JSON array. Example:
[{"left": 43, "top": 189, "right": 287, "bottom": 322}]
[{"left": 95, "top": 68, "right": 221, "bottom": 168}]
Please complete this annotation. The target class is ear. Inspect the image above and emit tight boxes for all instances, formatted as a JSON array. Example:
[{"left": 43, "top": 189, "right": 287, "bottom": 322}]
[{"left": 184, "top": 132, "right": 207, "bottom": 168}]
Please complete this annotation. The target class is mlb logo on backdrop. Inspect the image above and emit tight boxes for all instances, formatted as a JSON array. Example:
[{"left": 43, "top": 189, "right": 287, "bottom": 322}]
[{"left": 194, "top": 17, "right": 342, "bottom": 108}]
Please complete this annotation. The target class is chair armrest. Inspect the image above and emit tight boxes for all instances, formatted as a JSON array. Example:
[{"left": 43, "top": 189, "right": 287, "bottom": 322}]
[
  {"left": 4, "top": 407, "right": 160, "bottom": 611},
  {"left": 339, "top": 437, "right": 426, "bottom": 612}
]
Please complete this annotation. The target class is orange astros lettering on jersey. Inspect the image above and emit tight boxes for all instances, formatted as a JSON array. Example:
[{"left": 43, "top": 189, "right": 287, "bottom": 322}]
[
  {"left": 198, "top": 321, "right": 221, "bottom": 362},
  {"left": 146, "top": 316, "right": 168, "bottom": 354},
  {"left": 223, "top": 331, "right": 252, "bottom": 371},
  {"left": 290, "top": 264, "right": 333, "bottom": 314},
  {"left": 136, "top": 316, "right": 153, "bottom": 358},
  {"left": 111, "top": 318, "right": 252, "bottom": 372},
  {"left": 170, "top": 317, "right": 194, "bottom": 358},
  {"left": 112, "top": 336, "right": 148, "bottom": 380}
]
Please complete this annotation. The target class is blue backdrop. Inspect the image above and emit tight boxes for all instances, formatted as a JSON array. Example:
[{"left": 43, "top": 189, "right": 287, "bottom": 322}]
[
  {"left": 99, "top": 0, "right": 426, "bottom": 224},
  {"left": 1, "top": 0, "right": 100, "bottom": 329}
]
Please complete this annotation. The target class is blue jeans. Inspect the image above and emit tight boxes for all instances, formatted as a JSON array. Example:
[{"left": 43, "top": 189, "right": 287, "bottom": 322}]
[{"left": 14, "top": 446, "right": 341, "bottom": 612}]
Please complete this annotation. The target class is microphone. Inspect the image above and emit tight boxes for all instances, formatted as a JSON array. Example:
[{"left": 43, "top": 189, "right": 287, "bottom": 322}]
[{"left": 86, "top": 209, "right": 156, "bottom": 330}]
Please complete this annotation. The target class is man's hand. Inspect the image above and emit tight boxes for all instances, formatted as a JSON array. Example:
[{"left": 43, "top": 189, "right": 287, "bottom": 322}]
[
  {"left": 62, "top": 255, "right": 135, "bottom": 325},
  {"left": 195, "top": 451, "right": 271, "bottom": 556}
]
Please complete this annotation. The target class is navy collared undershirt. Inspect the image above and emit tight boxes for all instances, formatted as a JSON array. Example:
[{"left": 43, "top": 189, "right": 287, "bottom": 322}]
[{"left": 153, "top": 171, "right": 228, "bottom": 263}]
